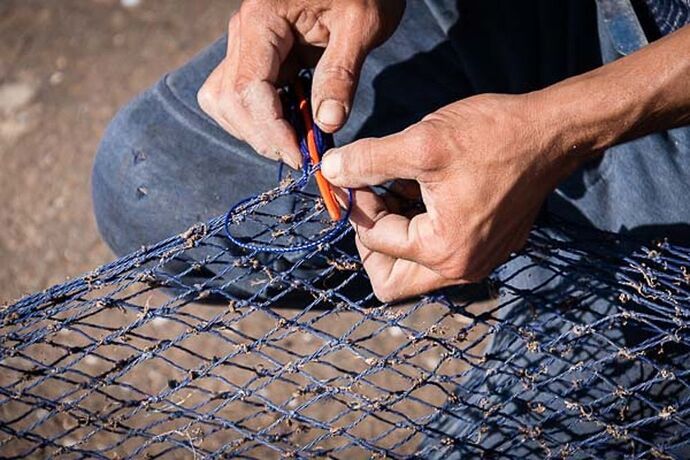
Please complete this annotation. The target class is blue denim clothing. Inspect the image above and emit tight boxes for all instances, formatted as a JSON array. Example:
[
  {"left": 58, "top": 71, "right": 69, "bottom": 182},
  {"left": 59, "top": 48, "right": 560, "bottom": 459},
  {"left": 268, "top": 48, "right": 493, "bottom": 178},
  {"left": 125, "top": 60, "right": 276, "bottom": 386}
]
[
  {"left": 551, "top": 0, "right": 690, "bottom": 239},
  {"left": 92, "top": 0, "right": 689, "bottom": 256},
  {"left": 422, "top": 2, "right": 690, "bottom": 457},
  {"left": 642, "top": 0, "right": 690, "bottom": 35},
  {"left": 93, "top": 0, "right": 604, "bottom": 258},
  {"left": 93, "top": 0, "right": 605, "bottom": 298},
  {"left": 92, "top": 1, "right": 690, "bottom": 456}
]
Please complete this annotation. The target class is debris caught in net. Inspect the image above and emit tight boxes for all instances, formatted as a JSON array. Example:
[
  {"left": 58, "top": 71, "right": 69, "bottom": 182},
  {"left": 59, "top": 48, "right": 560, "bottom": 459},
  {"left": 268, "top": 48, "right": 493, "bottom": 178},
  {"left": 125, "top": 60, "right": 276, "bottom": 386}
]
[{"left": 1, "top": 74, "right": 689, "bottom": 459}]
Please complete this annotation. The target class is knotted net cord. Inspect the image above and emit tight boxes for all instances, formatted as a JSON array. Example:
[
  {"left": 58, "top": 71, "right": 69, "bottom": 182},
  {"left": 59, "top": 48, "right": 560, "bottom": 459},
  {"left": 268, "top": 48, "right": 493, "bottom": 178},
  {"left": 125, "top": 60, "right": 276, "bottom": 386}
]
[
  {"left": 224, "top": 74, "right": 353, "bottom": 254},
  {"left": 1, "top": 74, "right": 690, "bottom": 459}
]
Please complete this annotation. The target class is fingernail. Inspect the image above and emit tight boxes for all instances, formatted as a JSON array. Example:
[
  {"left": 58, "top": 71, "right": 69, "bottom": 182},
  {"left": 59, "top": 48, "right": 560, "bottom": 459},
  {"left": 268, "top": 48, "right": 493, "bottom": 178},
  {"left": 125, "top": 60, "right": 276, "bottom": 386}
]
[
  {"left": 320, "top": 150, "right": 340, "bottom": 180},
  {"left": 316, "top": 99, "right": 346, "bottom": 127}
]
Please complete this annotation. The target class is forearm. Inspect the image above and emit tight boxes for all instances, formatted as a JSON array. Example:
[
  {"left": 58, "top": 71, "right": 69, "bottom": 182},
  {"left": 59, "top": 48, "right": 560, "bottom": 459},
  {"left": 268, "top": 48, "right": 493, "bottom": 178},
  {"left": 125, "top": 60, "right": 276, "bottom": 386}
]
[{"left": 535, "top": 24, "right": 690, "bottom": 160}]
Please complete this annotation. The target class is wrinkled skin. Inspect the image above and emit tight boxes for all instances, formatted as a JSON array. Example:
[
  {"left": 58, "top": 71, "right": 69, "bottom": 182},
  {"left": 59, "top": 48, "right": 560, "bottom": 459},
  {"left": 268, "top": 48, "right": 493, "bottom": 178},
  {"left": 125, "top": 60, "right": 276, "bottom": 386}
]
[
  {"left": 199, "top": 3, "right": 690, "bottom": 302},
  {"left": 321, "top": 93, "right": 588, "bottom": 301},
  {"left": 197, "top": 0, "right": 404, "bottom": 169}
]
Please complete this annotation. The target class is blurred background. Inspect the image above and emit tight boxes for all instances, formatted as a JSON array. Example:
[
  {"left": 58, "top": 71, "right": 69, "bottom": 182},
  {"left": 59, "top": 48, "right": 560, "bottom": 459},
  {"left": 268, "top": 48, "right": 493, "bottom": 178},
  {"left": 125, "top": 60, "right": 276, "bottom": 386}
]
[{"left": 0, "top": 0, "right": 238, "bottom": 302}]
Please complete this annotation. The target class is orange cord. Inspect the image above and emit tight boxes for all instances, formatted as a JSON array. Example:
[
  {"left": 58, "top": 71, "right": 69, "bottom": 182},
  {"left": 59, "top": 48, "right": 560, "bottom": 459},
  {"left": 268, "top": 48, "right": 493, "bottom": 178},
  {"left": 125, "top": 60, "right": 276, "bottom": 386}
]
[{"left": 293, "top": 81, "right": 341, "bottom": 221}]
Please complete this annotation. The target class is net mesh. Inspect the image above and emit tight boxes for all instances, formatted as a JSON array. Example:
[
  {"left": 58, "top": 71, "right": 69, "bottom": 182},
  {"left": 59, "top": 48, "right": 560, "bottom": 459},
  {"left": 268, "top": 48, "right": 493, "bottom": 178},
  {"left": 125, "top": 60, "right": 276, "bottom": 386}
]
[{"left": 2, "top": 78, "right": 690, "bottom": 459}]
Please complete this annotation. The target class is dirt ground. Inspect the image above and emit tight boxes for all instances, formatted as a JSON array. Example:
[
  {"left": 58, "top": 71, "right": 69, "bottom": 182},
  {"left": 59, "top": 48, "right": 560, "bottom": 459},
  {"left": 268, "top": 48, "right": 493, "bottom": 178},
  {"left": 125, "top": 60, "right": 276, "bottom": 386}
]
[
  {"left": 0, "top": 284, "right": 490, "bottom": 458},
  {"left": 0, "top": 0, "right": 238, "bottom": 303}
]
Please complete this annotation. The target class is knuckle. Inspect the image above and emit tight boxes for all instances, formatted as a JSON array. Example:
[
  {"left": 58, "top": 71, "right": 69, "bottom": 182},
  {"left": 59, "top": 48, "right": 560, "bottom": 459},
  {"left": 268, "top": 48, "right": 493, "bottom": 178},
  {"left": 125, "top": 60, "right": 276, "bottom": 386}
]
[
  {"left": 420, "top": 225, "right": 453, "bottom": 265},
  {"left": 434, "top": 246, "right": 491, "bottom": 282},
  {"left": 355, "top": 226, "right": 375, "bottom": 249},
  {"left": 321, "top": 64, "right": 356, "bottom": 85},
  {"left": 250, "top": 140, "right": 275, "bottom": 160},
  {"left": 217, "top": 101, "right": 235, "bottom": 124},
  {"left": 370, "top": 278, "right": 397, "bottom": 303},
  {"left": 426, "top": 239, "right": 471, "bottom": 280},
  {"left": 240, "top": 0, "right": 269, "bottom": 14},
  {"left": 348, "top": 139, "right": 377, "bottom": 177},
  {"left": 232, "top": 79, "right": 265, "bottom": 116},
  {"left": 196, "top": 84, "right": 214, "bottom": 114},
  {"left": 409, "top": 123, "right": 444, "bottom": 171},
  {"left": 437, "top": 257, "right": 471, "bottom": 280},
  {"left": 364, "top": 266, "right": 400, "bottom": 303},
  {"left": 232, "top": 79, "right": 251, "bottom": 105},
  {"left": 407, "top": 235, "right": 427, "bottom": 260},
  {"left": 424, "top": 245, "right": 446, "bottom": 268},
  {"left": 414, "top": 121, "right": 436, "bottom": 146},
  {"left": 341, "top": 3, "right": 381, "bottom": 43},
  {"left": 424, "top": 148, "right": 448, "bottom": 171}
]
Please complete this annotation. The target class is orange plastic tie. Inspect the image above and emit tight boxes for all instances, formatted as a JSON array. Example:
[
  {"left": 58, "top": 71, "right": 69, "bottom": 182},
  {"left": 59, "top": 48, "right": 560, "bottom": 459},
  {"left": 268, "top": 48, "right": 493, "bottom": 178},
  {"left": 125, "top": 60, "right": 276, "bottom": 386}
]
[{"left": 294, "top": 81, "right": 341, "bottom": 221}]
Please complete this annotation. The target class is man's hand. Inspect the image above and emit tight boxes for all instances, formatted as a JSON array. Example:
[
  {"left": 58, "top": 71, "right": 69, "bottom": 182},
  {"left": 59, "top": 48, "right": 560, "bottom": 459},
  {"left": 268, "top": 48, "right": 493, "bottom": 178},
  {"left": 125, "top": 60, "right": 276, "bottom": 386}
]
[
  {"left": 321, "top": 93, "right": 588, "bottom": 302},
  {"left": 197, "top": 0, "right": 404, "bottom": 169},
  {"left": 322, "top": 23, "right": 690, "bottom": 302}
]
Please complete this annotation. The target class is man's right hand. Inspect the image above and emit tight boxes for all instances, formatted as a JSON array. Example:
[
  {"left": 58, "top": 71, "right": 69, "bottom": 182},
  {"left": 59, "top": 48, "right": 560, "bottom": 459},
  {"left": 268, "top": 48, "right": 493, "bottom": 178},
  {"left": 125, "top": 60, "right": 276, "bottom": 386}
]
[{"left": 197, "top": 0, "right": 404, "bottom": 169}]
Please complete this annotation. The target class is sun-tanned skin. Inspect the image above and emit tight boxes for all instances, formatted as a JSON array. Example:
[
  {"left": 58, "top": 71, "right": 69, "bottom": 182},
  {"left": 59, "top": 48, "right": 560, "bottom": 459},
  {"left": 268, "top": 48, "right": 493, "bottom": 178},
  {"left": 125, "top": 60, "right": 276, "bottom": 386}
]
[{"left": 198, "top": 0, "right": 690, "bottom": 302}]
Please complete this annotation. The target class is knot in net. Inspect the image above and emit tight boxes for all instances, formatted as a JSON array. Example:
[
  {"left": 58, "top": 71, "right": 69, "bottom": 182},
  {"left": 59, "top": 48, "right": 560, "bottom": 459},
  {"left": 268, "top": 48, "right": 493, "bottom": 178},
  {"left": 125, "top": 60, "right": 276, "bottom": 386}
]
[
  {"left": 1, "top": 73, "right": 690, "bottom": 459},
  {"left": 224, "top": 73, "right": 352, "bottom": 255}
]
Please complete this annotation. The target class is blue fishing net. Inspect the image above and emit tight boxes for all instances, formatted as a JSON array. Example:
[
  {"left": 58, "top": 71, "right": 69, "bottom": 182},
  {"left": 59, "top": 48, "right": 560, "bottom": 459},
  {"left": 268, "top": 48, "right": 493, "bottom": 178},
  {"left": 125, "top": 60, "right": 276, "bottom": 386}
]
[{"left": 1, "top": 75, "right": 689, "bottom": 458}]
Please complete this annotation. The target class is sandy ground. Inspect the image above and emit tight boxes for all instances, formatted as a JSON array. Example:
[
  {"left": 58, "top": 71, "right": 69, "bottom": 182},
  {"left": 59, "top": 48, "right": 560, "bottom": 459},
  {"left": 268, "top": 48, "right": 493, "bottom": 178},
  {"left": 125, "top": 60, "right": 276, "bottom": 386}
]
[
  {"left": 0, "top": 285, "right": 490, "bottom": 458},
  {"left": 0, "top": 0, "right": 237, "bottom": 303}
]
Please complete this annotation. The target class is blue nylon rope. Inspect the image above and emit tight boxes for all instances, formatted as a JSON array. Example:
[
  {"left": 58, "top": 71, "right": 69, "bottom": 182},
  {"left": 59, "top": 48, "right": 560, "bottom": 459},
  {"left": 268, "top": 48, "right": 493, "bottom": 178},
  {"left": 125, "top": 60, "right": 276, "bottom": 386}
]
[{"left": 224, "top": 78, "right": 353, "bottom": 254}]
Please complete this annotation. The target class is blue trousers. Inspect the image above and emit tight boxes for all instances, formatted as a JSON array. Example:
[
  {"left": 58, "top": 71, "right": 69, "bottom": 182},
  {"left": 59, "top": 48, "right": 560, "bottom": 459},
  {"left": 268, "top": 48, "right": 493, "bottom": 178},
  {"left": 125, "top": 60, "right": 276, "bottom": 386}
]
[
  {"left": 92, "top": 1, "right": 690, "bottom": 456},
  {"left": 92, "top": 0, "right": 690, "bottom": 256}
]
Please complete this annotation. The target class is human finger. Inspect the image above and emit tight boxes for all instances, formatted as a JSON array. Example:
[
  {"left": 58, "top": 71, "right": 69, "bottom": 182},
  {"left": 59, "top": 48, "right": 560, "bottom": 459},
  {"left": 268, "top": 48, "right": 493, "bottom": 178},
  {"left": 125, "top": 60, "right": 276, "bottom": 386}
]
[{"left": 321, "top": 130, "right": 428, "bottom": 188}]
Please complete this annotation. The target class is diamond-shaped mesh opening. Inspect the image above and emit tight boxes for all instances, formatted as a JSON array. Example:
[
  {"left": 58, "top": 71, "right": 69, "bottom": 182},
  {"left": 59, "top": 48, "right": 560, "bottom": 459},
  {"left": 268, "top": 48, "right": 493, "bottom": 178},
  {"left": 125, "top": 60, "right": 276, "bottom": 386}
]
[
  {"left": 3, "top": 75, "right": 690, "bottom": 458},
  {"left": 3, "top": 216, "right": 689, "bottom": 458}
]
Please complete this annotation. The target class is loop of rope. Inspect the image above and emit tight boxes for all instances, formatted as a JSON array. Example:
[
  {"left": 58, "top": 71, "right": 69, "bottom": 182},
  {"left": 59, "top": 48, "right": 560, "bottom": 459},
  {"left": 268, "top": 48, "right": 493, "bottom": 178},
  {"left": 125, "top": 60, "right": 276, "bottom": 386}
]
[{"left": 224, "top": 73, "right": 353, "bottom": 253}]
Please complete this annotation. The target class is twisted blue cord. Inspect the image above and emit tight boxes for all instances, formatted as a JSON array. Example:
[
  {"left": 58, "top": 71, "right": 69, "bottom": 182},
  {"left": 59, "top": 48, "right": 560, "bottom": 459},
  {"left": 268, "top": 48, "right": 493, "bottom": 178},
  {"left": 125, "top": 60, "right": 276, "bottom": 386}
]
[{"left": 224, "top": 88, "right": 353, "bottom": 253}]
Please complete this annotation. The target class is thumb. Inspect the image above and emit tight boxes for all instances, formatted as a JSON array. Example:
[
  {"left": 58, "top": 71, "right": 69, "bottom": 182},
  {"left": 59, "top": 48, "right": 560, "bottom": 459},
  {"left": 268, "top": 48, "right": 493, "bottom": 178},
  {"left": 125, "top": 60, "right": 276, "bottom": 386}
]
[
  {"left": 321, "top": 131, "right": 419, "bottom": 188},
  {"left": 311, "top": 24, "right": 369, "bottom": 133}
]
